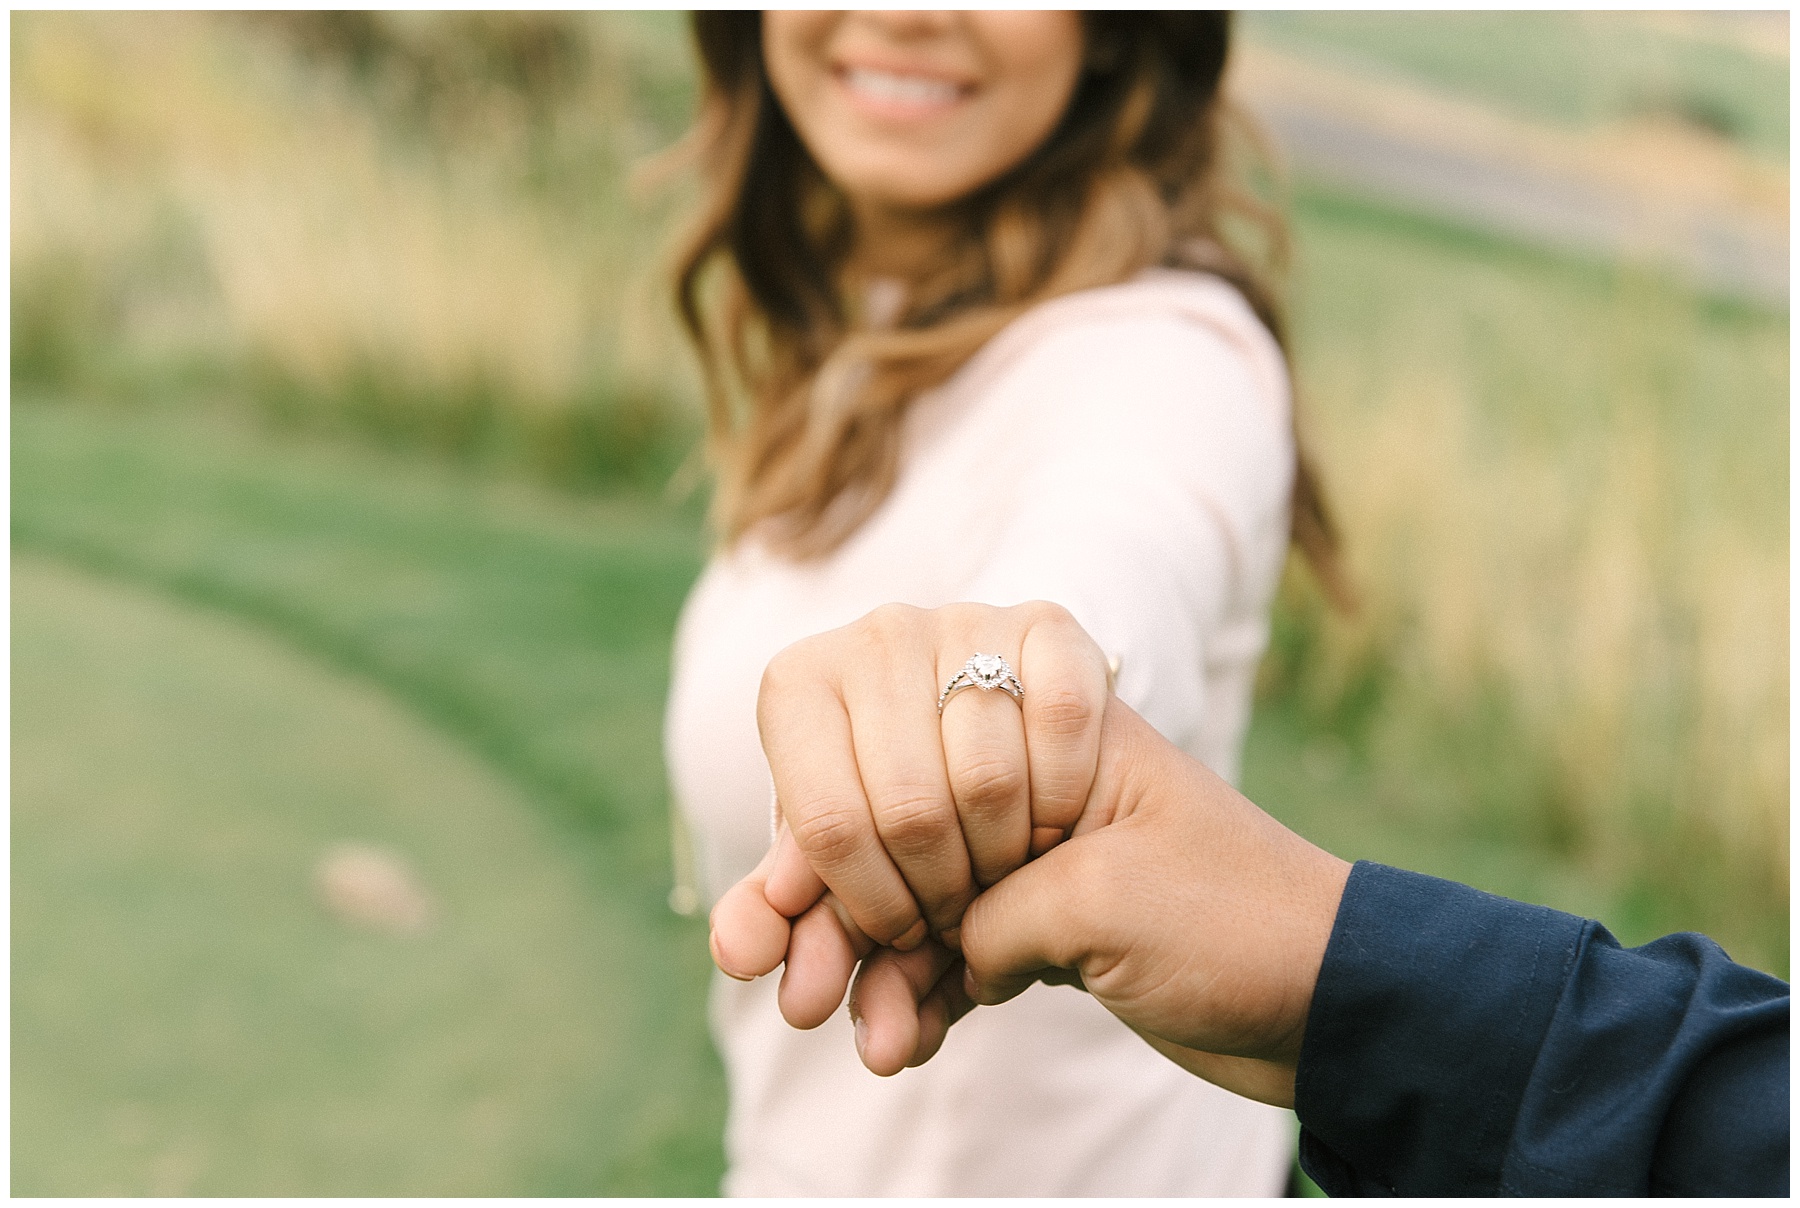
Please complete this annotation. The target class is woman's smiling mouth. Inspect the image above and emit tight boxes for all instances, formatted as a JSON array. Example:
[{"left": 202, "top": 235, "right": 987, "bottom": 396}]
[{"left": 838, "top": 64, "right": 970, "bottom": 117}]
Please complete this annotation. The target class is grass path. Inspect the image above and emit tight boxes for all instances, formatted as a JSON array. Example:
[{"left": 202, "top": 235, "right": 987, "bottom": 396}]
[{"left": 13, "top": 402, "right": 709, "bottom": 870}]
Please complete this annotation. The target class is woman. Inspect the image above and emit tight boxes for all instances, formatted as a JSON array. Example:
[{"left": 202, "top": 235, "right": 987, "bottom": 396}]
[{"left": 663, "top": 10, "right": 1341, "bottom": 1196}]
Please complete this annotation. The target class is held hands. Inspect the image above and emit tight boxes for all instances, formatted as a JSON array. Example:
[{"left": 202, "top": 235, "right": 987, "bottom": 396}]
[
  {"left": 708, "top": 601, "right": 1352, "bottom": 1108},
  {"left": 707, "top": 601, "right": 1112, "bottom": 1043},
  {"left": 895, "top": 699, "right": 1350, "bottom": 1106}
]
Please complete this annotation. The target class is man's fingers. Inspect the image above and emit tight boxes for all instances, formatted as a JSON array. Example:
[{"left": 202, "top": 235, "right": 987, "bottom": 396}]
[
  {"left": 760, "top": 647, "right": 927, "bottom": 949},
  {"left": 1018, "top": 604, "right": 1110, "bottom": 838},
  {"left": 777, "top": 894, "right": 871, "bottom": 1029},
  {"left": 908, "top": 963, "right": 976, "bottom": 1068},
  {"left": 848, "top": 940, "right": 964, "bottom": 1076},
  {"left": 709, "top": 842, "right": 791, "bottom": 981}
]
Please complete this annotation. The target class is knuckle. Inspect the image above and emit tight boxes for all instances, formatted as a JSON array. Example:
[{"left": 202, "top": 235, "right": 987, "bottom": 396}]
[
  {"left": 927, "top": 886, "right": 975, "bottom": 931},
  {"left": 757, "top": 642, "right": 812, "bottom": 709},
  {"left": 870, "top": 787, "right": 956, "bottom": 858},
  {"left": 1018, "top": 599, "right": 1074, "bottom": 628},
  {"left": 1029, "top": 684, "right": 1096, "bottom": 743},
  {"left": 950, "top": 752, "right": 1028, "bottom": 815},
  {"left": 756, "top": 649, "right": 790, "bottom": 701},
  {"left": 788, "top": 801, "right": 869, "bottom": 870},
  {"left": 1025, "top": 602, "right": 1101, "bottom": 661},
  {"left": 939, "top": 601, "right": 990, "bottom": 628},
  {"left": 862, "top": 601, "right": 921, "bottom": 645},
  {"left": 840, "top": 607, "right": 914, "bottom": 671}
]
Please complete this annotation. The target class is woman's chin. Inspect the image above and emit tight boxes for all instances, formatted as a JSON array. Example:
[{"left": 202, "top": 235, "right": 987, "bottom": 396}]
[{"left": 833, "top": 164, "right": 986, "bottom": 219}]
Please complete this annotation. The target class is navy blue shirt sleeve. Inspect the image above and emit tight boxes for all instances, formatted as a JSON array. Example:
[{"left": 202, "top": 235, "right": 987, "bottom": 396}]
[{"left": 1294, "top": 861, "right": 1789, "bottom": 1196}]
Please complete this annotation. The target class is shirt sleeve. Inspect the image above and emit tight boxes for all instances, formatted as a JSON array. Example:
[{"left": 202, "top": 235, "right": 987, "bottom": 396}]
[
  {"left": 1295, "top": 861, "right": 1791, "bottom": 1196},
  {"left": 953, "top": 300, "right": 1293, "bottom": 756}
]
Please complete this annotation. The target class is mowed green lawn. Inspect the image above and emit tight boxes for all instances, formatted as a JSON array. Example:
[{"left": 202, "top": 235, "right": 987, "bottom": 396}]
[
  {"left": 12, "top": 404, "right": 724, "bottom": 1195},
  {"left": 13, "top": 555, "right": 720, "bottom": 1194}
]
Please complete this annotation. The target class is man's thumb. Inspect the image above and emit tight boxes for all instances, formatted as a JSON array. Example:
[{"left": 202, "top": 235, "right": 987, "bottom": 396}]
[{"left": 959, "top": 840, "right": 1096, "bottom": 1005}]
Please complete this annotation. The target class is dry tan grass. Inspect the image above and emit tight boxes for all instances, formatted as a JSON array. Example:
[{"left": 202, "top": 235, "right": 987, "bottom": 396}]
[
  {"left": 1288, "top": 256, "right": 1787, "bottom": 915},
  {"left": 1632, "top": 11, "right": 1789, "bottom": 64},
  {"left": 12, "top": 12, "right": 690, "bottom": 411}
]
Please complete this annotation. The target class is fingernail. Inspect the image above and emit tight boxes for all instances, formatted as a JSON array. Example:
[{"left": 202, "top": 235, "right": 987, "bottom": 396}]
[
  {"left": 894, "top": 919, "right": 928, "bottom": 951},
  {"left": 962, "top": 965, "right": 978, "bottom": 1001},
  {"left": 939, "top": 925, "right": 962, "bottom": 951},
  {"left": 709, "top": 929, "right": 753, "bottom": 981},
  {"left": 853, "top": 1015, "right": 870, "bottom": 1061}
]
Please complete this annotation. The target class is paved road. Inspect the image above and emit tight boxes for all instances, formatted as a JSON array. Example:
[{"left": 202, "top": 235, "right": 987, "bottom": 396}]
[{"left": 1256, "top": 101, "right": 1788, "bottom": 307}]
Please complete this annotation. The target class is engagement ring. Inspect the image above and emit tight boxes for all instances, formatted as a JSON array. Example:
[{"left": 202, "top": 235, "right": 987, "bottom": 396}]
[{"left": 938, "top": 653, "right": 1024, "bottom": 715}]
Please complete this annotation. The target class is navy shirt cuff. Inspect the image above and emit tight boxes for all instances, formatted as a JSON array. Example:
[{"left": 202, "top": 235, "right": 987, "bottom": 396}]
[{"left": 1293, "top": 861, "right": 1584, "bottom": 1196}]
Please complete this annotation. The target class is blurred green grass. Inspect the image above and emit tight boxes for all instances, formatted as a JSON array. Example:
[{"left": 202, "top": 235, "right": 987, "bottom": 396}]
[
  {"left": 12, "top": 399, "right": 708, "bottom": 845},
  {"left": 12, "top": 403, "right": 723, "bottom": 1195},
  {"left": 11, "top": 10, "right": 1788, "bottom": 1197},
  {"left": 13, "top": 553, "right": 721, "bottom": 1195}
]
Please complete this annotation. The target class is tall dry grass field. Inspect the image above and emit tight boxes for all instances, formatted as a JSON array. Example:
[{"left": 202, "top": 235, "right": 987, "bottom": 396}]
[
  {"left": 1268, "top": 198, "right": 1786, "bottom": 962},
  {"left": 13, "top": 12, "right": 701, "bottom": 480}
]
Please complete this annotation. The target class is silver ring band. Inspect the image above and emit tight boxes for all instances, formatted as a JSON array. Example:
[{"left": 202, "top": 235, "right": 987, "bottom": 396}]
[{"left": 938, "top": 653, "right": 1024, "bottom": 715}]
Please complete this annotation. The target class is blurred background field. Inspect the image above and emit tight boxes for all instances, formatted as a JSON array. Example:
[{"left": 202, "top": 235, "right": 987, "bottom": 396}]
[{"left": 11, "top": 11, "right": 1788, "bottom": 1196}]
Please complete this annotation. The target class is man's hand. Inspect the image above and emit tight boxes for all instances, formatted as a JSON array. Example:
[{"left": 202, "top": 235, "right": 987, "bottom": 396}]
[
  {"left": 848, "top": 699, "right": 1352, "bottom": 1106},
  {"left": 708, "top": 600, "right": 1113, "bottom": 1032}
]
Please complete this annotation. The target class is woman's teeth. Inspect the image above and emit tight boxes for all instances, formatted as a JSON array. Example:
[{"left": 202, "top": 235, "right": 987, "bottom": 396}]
[{"left": 843, "top": 67, "right": 962, "bottom": 106}]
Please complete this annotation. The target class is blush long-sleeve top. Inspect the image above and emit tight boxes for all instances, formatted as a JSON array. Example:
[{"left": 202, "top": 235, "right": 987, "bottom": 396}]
[{"left": 664, "top": 269, "right": 1299, "bottom": 1195}]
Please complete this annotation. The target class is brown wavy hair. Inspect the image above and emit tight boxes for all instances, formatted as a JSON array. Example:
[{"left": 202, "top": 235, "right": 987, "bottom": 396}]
[{"left": 671, "top": 11, "right": 1347, "bottom": 604}]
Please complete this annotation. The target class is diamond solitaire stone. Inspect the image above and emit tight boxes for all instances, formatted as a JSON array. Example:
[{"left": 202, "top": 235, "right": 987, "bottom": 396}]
[
  {"left": 940, "top": 652, "right": 1023, "bottom": 714},
  {"left": 969, "top": 654, "right": 1008, "bottom": 687}
]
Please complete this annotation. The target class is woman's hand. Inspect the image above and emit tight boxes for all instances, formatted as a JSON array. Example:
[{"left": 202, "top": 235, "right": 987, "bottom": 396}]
[{"left": 708, "top": 600, "right": 1113, "bottom": 1033}]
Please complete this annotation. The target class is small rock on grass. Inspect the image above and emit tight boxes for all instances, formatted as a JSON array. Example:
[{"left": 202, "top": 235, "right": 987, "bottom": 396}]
[{"left": 315, "top": 843, "right": 435, "bottom": 935}]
